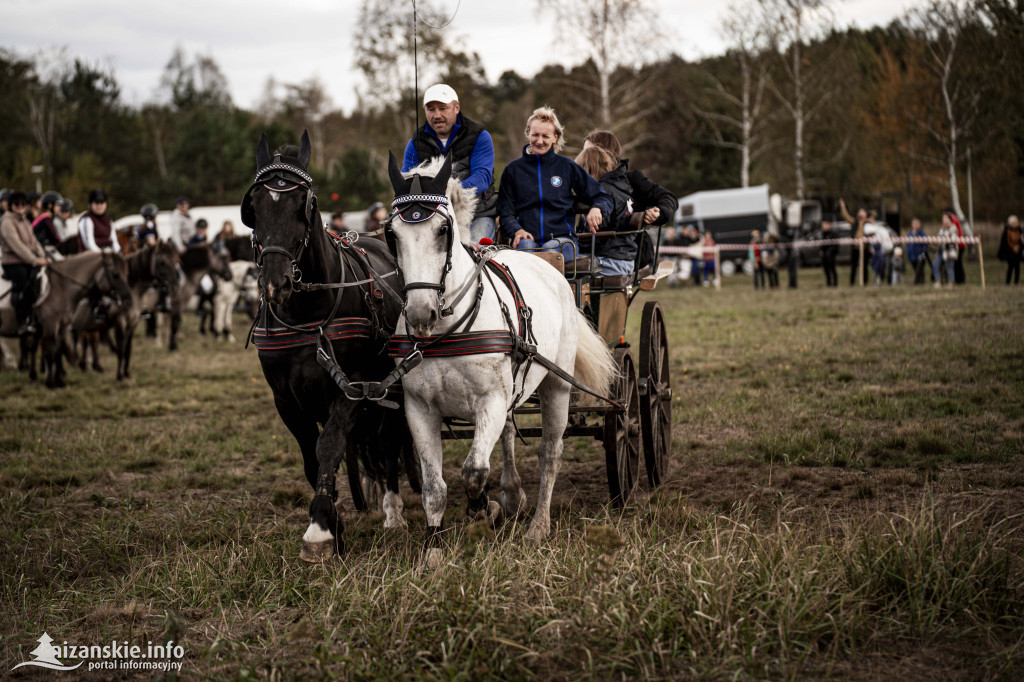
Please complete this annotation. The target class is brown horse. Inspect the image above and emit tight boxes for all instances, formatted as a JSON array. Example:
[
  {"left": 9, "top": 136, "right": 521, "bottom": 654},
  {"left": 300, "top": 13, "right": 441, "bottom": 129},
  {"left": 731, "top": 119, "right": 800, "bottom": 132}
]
[{"left": 36, "top": 252, "right": 133, "bottom": 388}]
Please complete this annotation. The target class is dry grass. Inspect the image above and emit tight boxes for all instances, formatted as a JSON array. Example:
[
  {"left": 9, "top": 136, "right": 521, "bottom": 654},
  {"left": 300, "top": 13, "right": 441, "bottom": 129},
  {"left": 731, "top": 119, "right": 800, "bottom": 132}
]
[{"left": 1, "top": 254, "right": 1023, "bottom": 680}]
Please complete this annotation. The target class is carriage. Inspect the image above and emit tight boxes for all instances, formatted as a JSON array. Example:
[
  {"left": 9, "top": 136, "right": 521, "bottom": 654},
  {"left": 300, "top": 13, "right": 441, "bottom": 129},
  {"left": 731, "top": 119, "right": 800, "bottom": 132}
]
[
  {"left": 430, "top": 223, "right": 676, "bottom": 507},
  {"left": 246, "top": 133, "right": 677, "bottom": 560}
]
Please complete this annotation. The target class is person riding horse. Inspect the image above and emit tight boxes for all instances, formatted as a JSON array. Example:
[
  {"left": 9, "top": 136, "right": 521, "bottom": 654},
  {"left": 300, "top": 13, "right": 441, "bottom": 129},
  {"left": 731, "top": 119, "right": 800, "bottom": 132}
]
[{"left": 1, "top": 191, "right": 50, "bottom": 336}]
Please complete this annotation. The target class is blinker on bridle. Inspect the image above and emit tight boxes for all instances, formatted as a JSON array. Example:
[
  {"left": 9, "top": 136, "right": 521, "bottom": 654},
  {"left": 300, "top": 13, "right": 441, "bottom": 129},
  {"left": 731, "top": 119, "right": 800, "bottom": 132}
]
[
  {"left": 246, "top": 155, "right": 317, "bottom": 278},
  {"left": 386, "top": 178, "right": 459, "bottom": 317}
]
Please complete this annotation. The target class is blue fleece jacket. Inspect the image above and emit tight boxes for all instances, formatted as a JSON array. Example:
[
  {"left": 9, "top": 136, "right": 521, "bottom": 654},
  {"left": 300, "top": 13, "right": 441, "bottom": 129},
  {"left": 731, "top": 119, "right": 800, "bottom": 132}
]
[
  {"left": 906, "top": 227, "right": 928, "bottom": 262},
  {"left": 402, "top": 117, "right": 494, "bottom": 197},
  {"left": 496, "top": 146, "right": 613, "bottom": 243}
]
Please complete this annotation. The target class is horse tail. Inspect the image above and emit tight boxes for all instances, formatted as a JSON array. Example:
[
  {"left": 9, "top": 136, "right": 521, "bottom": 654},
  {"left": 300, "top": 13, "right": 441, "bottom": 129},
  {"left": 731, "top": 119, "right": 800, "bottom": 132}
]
[{"left": 573, "top": 311, "right": 616, "bottom": 397}]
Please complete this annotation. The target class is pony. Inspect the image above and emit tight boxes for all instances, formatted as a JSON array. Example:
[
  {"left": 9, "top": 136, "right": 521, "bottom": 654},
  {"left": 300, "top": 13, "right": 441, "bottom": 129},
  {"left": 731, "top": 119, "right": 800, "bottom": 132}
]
[
  {"left": 0, "top": 252, "right": 132, "bottom": 388},
  {"left": 243, "top": 131, "right": 417, "bottom": 561},
  {"left": 161, "top": 244, "right": 231, "bottom": 351},
  {"left": 385, "top": 154, "right": 616, "bottom": 565}
]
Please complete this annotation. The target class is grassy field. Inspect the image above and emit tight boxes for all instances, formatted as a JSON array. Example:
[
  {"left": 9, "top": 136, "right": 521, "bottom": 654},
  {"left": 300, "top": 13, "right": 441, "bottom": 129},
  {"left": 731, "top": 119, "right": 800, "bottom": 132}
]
[{"left": 1, "top": 255, "right": 1023, "bottom": 680}]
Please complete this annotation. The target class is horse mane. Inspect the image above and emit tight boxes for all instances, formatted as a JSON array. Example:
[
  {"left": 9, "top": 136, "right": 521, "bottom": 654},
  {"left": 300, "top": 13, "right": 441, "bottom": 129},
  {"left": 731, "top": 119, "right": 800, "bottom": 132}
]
[{"left": 404, "top": 157, "right": 478, "bottom": 245}]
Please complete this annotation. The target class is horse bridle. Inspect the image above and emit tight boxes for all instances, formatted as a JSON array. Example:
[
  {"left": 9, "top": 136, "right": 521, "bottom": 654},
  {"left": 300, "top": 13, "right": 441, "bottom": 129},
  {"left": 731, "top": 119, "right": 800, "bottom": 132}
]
[
  {"left": 241, "top": 158, "right": 317, "bottom": 281},
  {"left": 384, "top": 178, "right": 465, "bottom": 318}
]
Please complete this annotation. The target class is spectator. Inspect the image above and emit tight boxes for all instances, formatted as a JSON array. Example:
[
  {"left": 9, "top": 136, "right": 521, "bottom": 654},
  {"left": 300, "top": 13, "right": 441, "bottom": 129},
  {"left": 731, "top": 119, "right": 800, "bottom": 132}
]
[
  {"left": 54, "top": 198, "right": 74, "bottom": 240},
  {"left": 328, "top": 212, "right": 347, "bottom": 237},
  {"left": 168, "top": 196, "right": 195, "bottom": 253},
  {"left": 762, "top": 234, "right": 780, "bottom": 289},
  {"left": 942, "top": 208, "right": 966, "bottom": 284},
  {"left": 997, "top": 215, "right": 1022, "bottom": 285},
  {"left": 403, "top": 84, "right": 497, "bottom": 244},
  {"left": 26, "top": 191, "right": 41, "bottom": 222},
  {"left": 497, "top": 107, "right": 611, "bottom": 261},
  {"left": 0, "top": 191, "right": 50, "bottom": 335},
  {"left": 32, "top": 191, "right": 64, "bottom": 256},
  {"left": 0, "top": 188, "right": 9, "bottom": 217},
  {"left": 933, "top": 220, "right": 957, "bottom": 288},
  {"left": 891, "top": 246, "right": 905, "bottom": 285},
  {"left": 701, "top": 232, "right": 717, "bottom": 287},
  {"left": 839, "top": 197, "right": 870, "bottom": 286},
  {"left": 905, "top": 219, "right": 929, "bottom": 285},
  {"left": 819, "top": 221, "right": 839, "bottom": 287},
  {"left": 136, "top": 204, "right": 160, "bottom": 247},
  {"left": 749, "top": 230, "right": 765, "bottom": 289},
  {"left": 188, "top": 219, "right": 209, "bottom": 246},
  {"left": 213, "top": 220, "right": 235, "bottom": 257},
  {"left": 363, "top": 202, "right": 388, "bottom": 242},
  {"left": 78, "top": 189, "right": 120, "bottom": 253}
]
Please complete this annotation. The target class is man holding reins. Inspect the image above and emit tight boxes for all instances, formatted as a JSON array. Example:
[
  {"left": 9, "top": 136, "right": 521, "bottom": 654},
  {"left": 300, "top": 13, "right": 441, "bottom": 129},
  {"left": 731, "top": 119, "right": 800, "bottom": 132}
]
[{"left": 401, "top": 83, "right": 498, "bottom": 244}]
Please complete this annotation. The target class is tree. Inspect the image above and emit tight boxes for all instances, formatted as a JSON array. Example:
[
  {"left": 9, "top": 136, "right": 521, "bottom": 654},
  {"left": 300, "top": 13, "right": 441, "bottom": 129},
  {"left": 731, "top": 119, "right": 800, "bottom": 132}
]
[
  {"left": 536, "top": 0, "right": 665, "bottom": 143},
  {"left": 698, "top": 0, "right": 774, "bottom": 187},
  {"left": 762, "top": 0, "right": 839, "bottom": 199}
]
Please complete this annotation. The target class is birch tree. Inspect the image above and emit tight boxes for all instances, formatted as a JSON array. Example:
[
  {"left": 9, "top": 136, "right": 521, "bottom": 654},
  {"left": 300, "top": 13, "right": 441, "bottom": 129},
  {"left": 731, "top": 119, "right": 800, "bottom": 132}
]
[
  {"left": 698, "top": 0, "right": 773, "bottom": 187},
  {"left": 536, "top": 0, "right": 665, "bottom": 148},
  {"left": 762, "top": 0, "right": 836, "bottom": 199}
]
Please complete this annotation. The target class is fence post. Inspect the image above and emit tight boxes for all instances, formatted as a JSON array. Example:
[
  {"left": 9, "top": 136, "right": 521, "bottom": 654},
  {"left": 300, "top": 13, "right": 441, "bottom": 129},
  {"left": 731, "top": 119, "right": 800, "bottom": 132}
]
[
  {"left": 858, "top": 240, "right": 865, "bottom": 287},
  {"left": 978, "top": 237, "right": 986, "bottom": 289},
  {"left": 714, "top": 246, "right": 721, "bottom": 290}
]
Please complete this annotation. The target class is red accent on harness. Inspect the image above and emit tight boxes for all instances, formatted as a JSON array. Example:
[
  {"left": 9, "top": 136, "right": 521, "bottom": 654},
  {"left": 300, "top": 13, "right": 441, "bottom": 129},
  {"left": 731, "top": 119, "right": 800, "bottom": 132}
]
[
  {"left": 253, "top": 317, "right": 372, "bottom": 351},
  {"left": 387, "top": 331, "right": 515, "bottom": 358}
]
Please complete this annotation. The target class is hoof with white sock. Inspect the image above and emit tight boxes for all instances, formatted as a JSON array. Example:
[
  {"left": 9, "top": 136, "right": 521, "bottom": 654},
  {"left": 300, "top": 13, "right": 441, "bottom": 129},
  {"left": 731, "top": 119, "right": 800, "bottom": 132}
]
[{"left": 300, "top": 523, "right": 339, "bottom": 562}]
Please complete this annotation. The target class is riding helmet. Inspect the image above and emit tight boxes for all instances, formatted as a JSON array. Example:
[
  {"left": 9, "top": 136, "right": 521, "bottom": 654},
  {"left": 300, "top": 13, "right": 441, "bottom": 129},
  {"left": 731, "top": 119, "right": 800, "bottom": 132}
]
[
  {"left": 40, "top": 190, "right": 62, "bottom": 209},
  {"left": 141, "top": 203, "right": 158, "bottom": 219},
  {"left": 88, "top": 188, "right": 108, "bottom": 204},
  {"left": 58, "top": 198, "right": 74, "bottom": 214},
  {"left": 0, "top": 189, "right": 9, "bottom": 202}
]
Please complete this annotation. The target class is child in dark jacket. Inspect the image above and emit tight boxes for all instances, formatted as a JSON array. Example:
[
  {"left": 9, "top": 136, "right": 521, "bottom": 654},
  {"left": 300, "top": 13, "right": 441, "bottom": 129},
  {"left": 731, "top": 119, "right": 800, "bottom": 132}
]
[{"left": 575, "top": 145, "right": 636, "bottom": 276}]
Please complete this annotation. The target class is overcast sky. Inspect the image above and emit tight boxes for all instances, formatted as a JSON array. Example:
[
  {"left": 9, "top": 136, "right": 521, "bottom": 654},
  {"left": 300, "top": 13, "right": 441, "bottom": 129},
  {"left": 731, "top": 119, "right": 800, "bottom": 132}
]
[{"left": 3, "top": 0, "right": 919, "bottom": 113}]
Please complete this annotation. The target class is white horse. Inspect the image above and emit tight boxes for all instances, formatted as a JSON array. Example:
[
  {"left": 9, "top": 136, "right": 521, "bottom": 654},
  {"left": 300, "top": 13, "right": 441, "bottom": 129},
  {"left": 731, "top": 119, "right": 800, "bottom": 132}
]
[{"left": 386, "top": 154, "right": 615, "bottom": 563}]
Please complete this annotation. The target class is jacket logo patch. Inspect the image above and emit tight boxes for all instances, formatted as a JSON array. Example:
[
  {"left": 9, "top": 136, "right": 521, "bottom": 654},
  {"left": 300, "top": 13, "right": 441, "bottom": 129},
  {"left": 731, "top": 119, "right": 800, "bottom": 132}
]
[{"left": 550, "top": 176, "right": 563, "bottom": 187}]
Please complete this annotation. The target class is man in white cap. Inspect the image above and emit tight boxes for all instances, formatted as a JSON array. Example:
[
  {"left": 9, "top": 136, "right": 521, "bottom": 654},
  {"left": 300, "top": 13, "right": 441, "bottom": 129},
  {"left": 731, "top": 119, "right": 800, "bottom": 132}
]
[{"left": 402, "top": 83, "right": 497, "bottom": 243}]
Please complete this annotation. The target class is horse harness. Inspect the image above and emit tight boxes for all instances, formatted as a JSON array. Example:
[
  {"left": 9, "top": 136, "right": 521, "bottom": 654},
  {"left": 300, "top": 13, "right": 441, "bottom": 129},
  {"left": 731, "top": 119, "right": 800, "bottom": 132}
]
[
  {"left": 242, "top": 157, "right": 409, "bottom": 408},
  {"left": 383, "top": 188, "right": 621, "bottom": 410}
]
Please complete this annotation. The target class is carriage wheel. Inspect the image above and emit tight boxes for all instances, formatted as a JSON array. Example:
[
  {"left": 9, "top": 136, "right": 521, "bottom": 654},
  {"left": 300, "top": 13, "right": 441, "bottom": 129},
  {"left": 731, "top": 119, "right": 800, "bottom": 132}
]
[
  {"left": 639, "top": 301, "right": 672, "bottom": 487},
  {"left": 604, "top": 348, "right": 641, "bottom": 507}
]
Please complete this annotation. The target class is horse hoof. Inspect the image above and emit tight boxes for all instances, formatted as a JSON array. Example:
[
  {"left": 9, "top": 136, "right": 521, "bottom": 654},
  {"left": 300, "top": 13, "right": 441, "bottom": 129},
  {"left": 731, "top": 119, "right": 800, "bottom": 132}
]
[
  {"left": 524, "top": 521, "right": 549, "bottom": 543},
  {"left": 421, "top": 548, "right": 444, "bottom": 570},
  {"left": 299, "top": 540, "right": 336, "bottom": 563},
  {"left": 486, "top": 500, "right": 505, "bottom": 528},
  {"left": 502, "top": 489, "right": 529, "bottom": 518}
]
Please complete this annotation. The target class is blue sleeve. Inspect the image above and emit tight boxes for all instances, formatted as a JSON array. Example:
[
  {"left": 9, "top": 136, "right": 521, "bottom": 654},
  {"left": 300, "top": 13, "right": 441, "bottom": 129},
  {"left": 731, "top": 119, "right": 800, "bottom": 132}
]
[
  {"left": 461, "top": 131, "right": 494, "bottom": 196},
  {"left": 496, "top": 166, "right": 522, "bottom": 238},
  {"left": 401, "top": 139, "right": 418, "bottom": 172}
]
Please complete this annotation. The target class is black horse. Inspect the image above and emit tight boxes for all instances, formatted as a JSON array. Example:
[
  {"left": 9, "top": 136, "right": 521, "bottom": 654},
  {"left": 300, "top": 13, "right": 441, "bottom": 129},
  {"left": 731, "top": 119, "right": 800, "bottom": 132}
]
[{"left": 242, "top": 131, "right": 417, "bottom": 561}]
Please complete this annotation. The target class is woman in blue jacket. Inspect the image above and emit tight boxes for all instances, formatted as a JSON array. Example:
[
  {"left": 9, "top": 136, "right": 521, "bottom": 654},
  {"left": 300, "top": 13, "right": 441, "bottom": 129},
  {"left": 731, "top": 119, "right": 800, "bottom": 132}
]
[{"left": 497, "top": 107, "right": 612, "bottom": 261}]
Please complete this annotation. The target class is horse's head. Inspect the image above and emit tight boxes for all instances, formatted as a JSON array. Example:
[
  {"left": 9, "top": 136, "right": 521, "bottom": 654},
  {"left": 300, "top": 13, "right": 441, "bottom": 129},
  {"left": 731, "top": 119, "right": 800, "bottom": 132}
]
[
  {"left": 386, "top": 152, "right": 476, "bottom": 337},
  {"left": 241, "top": 130, "right": 317, "bottom": 306},
  {"left": 95, "top": 253, "right": 133, "bottom": 306}
]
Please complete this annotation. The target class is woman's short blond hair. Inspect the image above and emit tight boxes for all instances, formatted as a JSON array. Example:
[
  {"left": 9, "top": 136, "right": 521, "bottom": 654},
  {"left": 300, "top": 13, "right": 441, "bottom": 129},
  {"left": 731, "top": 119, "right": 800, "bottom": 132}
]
[{"left": 524, "top": 107, "right": 565, "bottom": 153}]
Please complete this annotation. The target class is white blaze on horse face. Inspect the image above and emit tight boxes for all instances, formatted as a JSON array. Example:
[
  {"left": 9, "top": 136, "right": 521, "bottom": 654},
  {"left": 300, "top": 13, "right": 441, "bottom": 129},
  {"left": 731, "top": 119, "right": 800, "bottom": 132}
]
[
  {"left": 393, "top": 215, "right": 451, "bottom": 337},
  {"left": 269, "top": 191, "right": 280, "bottom": 202}
]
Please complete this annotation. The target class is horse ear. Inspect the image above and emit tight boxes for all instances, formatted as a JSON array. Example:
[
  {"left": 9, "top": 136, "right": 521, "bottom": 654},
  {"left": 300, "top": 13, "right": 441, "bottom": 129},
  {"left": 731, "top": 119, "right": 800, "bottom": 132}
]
[
  {"left": 436, "top": 154, "right": 454, "bottom": 190},
  {"left": 298, "top": 130, "right": 312, "bottom": 170},
  {"left": 387, "top": 152, "right": 409, "bottom": 194},
  {"left": 256, "top": 133, "right": 271, "bottom": 171}
]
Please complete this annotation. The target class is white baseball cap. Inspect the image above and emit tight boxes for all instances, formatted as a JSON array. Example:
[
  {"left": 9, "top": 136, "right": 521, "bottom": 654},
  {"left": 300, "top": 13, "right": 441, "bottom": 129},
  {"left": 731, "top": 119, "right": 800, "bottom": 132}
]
[{"left": 423, "top": 84, "right": 458, "bottom": 106}]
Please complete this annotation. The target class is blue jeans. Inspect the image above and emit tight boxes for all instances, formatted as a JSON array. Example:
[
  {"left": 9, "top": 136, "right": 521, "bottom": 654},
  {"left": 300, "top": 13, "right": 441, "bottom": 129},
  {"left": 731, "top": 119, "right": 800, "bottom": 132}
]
[
  {"left": 516, "top": 236, "right": 578, "bottom": 262},
  {"left": 596, "top": 256, "right": 634, "bottom": 276},
  {"left": 932, "top": 255, "right": 955, "bottom": 284},
  {"left": 469, "top": 216, "right": 496, "bottom": 244}
]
